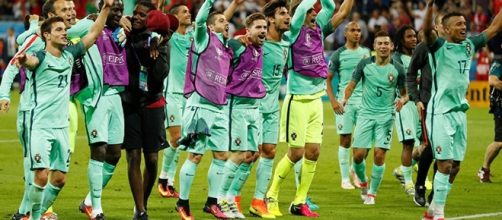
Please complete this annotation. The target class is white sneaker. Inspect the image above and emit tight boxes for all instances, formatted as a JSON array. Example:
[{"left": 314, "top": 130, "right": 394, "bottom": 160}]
[
  {"left": 351, "top": 169, "right": 362, "bottom": 188},
  {"left": 341, "top": 180, "right": 355, "bottom": 189},
  {"left": 404, "top": 183, "right": 415, "bottom": 196},
  {"left": 363, "top": 194, "right": 375, "bottom": 205},
  {"left": 228, "top": 201, "right": 245, "bottom": 219},
  {"left": 218, "top": 200, "right": 236, "bottom": 219},
  {"left": 360, "top": 185, "right": 368, "bottom": 201}
]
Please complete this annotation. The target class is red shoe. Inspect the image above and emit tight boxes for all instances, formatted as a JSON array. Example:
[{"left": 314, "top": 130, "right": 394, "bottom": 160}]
[
  {"left": 289, "top": 203, "right": 319, "bottom": 218},
  {"left": 167, "top": 185, "right": 180, "bottom": 198},
  {"left": 202, "top": 203, "right": 227, "bottom": 219},
  {"left": 79, "top": 201, "right": 93, "bottom": 219},
  {"left": 176, "top": 201, "right": 194, "bottom": 220},
  {"left": 422, "top": 210, "right": 433, "bottom": 220},
  {"left": 235, "top": 195, "right": 242, "bottom": 212}
]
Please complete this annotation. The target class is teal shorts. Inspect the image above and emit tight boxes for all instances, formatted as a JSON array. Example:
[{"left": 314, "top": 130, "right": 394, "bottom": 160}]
[
  {"left": 260, "top": 110, "right": 279, "bottom": 145},
  {"left": 182, "top": 105, "right": 229, "bottom": 154},
  {"left": 335, "top": 104, "right": 360, "bottom": 135},
  {"left": 17, "top": 110, "right": 31, "bottom": 158},
  {"left": 395, "top": 102, "right": 420, "bottom": 144},
  {"left": 82, "top": 94, "right": 124, "bottom": 145},
  {"left": 30, "top": 128, "right": 71, "bottom": 172},
  {"left": 165, "top": 93, "right": 186, "bottom": 128},
  {"left": 353, "top": 114, "right": 394, "bottom": 149},
  {"left": 426, "top": 111, "right": 467, "bottom": 161},
  {"left": 229, "top": 107, "right": 260, "bottom": 152}
]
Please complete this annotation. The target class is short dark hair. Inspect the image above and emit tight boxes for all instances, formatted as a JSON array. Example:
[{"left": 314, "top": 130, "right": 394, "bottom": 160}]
[
  {"left": 245, "top": 13, "right": 266, "bottom": 28},
  {"left": 263, "top": 0, "right": 288, "bottom": 18},
  {"left": 207, "top": 11, "right": 223, "bottom": 26},
  {"left": 42, "top": 0, "right": 57, "bottom": 18},
  {"left": 169, "top": 3, "right": 188, "bottom": 15},
  {"left": 375, "top": 30, "right": 390, "bottom": 39},
  {"left": 136, "top": 0, "right": 156, "bottom": 12},
  {"left": 442, "top": 12, "right": 464, "bottom": 26},
  {"left": 394, "top": 25, "right": 415, "bottom": 53},
  {"left": 40, "top": 16, "right": 65, "bottom": 41}
]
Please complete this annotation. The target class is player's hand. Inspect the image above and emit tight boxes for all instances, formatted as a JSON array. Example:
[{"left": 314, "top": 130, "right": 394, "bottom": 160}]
[
  {"left": 395, "top": 98, "right": 407, "bottom": 112},
  {"left": 331, "top": 100, "right": 345, "bottom": 115},
  {"left": 236, "top": 35, "right": 251, "bottom": 46},
  {"left": 149, "top": 37, "right": 160, "bottom": 59},
  {"left": 103, "top": 0, "right": 113, "bottom": 8},
  {"left": 416, "top": 101, "right": 425, "bottom": 120},
  {"left": 14, "top": 52, "right": 27, "bottom": 68},
  {"left": 0, "top": 99, "right": 10, "bottom": 113},
  {"left": 120, "top": 16, "right": 132, "bottom": 32}
]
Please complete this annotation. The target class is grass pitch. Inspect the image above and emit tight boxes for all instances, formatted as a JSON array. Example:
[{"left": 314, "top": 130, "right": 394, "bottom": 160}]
[{"left": 1, "top": 91, "right": 501, "bottom": 220}]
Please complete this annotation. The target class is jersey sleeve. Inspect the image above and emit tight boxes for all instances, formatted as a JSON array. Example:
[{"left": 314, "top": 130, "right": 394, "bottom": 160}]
[
  {"left": 65, "top": 41, "right": 86, "bottom": 59},
  {"left": 428, "top": 37, "right": 446, "bottom": 53},
  {"left": 328, "top": 49, "right": 341, "bottom": 76},
  {"left": 490, "top": 61, "right": 502, "bottom": 78},
  {"left": 16, "top": 20, "right": 38, "bottom": 45},
  {"left": 352, "top": 58, "right": 368, "bottom": 83},
  {"left": 289, "top": 0, "right": 316, "bottom": 42},
  {"left": 316, "top": 0, "right": 336, "bottom": 31},
  {"left": 194, "top": 0, "right": 214, "bottom": 52},
  {"left": 468, "top": 32, "right": 488, "bottom": 51},
  {"left": 67, "top": 18, "right": 94, "bottom": 38},
  {"left": 0, "top": 63, "right": 20, "bottom": 101}
]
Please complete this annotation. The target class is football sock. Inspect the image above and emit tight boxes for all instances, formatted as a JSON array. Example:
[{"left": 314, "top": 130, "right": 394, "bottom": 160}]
[
  {"left": 353, "top": 160, "right": 367, "bottom": 183},
  {"left": 266, "top": 155, "right": 294, "bottom": 199},
  {"left": 167, "top": 149, "right": 181, "bottom": 185},
  {"left": 29, "top": 183, "right": 44, "bottom": 220},
  {"left": 432, "top": 171, "right": 450, "bottom": 215},
  {"left": 88, "top": 159, "right": 103, "bottom": 214},
  {"left": 339, "top": 146, "right": 351, "bottom": 182},
  {"left": 369, "top": 163, "right": 385, "bottom": 195},
  {"left": 207, "top": 159, "right": 225, "bottom": 198},
  {"left": 41, "top": 182, "right": 61, "bottom": 214},
  {"left": 179, "top": 160, "right": 198, "bottom": 200},
  {"left": 293, "top": 158, "right": 317, "bottom": 205},
  {"left": 160, "top": 146, "right": 176, "bottom": 179},
  {"left": 229, "top": 162, "right": 252, "bottom": 197},
  {"left": 401, "top": 165, "right": 413, "bottom": 185},
  {"left": 218, "top": 160, "right": 239, "bottom": 202},
  {"left": 254, "top": 157, "right": 273, "bottom": 199},
  {"left": 294, "top": 158, "right": 302, "bottom": 188}
]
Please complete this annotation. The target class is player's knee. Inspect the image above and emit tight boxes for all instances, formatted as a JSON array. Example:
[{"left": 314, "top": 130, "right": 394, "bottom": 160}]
[
  {"left": 353, "top": 150, "right": 365, "bottom": 163},
  {"left": 126, "top": 149, "right": 142, "bottom": 164},
  {"left": 340, "top": 134, "right": 351, "bottom": 147},
  {"left": 260, "top": 145, "right": 276, "bottom": 159},
  {"left": 213, "top": 151, "right": 228, "bottom": 161},
  {"left": 34, "top": 169, "right": 49, "bottom": 186},
  {"left": 51, "top": 176, "right": 66, "bottom": 187},
  {"left": 189, "top": 153, "right": 203, "bottom": 164},
  {"left": 436, "top": 160, "right": 453, "bottom": 174}
]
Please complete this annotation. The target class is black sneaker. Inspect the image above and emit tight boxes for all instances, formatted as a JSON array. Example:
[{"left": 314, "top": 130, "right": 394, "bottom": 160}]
[
  {"left": 132, "top": 211, "right": 148, "bottom": 220},
  {"left": 11, "top": 211, "right": 27, "bottom": 220},
  {"left": 94, "top": 213, "right": 106, "bottom": 220},
  {"left": 414, "top": 185, "right": 426, "bottom": 207}
]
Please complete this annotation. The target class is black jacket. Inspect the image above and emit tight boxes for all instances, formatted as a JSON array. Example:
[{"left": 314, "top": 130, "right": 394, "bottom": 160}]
[
  {"left": 121, "top": 30, "right": 169, "bottom": 107},
  {"left": 407, "top": 42, "right": 432, "bottom": 107}
]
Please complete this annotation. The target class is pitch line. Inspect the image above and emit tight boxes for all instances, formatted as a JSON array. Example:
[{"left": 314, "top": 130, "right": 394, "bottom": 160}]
[{"left": 448, "top": 212, "right": 502, "bottom": 220}]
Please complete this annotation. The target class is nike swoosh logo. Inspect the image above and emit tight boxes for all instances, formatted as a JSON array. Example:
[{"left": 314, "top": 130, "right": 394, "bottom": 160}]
[
  {"left": 48, "top": 64, "right": 56, "bottom": 68},
  {"left": 185, "top": 173, "right": 194, "bottom": 176},
  {"left": 264, "top": 52, "right": 271, "bottom": 56},
  {"left": 216, "top": 172, "right": 224, "bottom": 175},
  {"left": 446, "top": 46, "right": 454, "bottom": 49},
  {"left": 278, "top": 175, "right": 285, "bottom": 179}
]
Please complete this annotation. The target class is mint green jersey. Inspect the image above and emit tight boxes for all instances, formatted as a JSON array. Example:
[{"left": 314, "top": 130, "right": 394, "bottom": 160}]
[
  {"left": 427, "top": 33, "right": 487, "bottom": 114},
  {"left": 284, "top": 0, "right": 335, "bottom": 95},
  {"left": 31, "top": 42, "right": 86, "bottom": 129},
  {"left": 329, "top": 46, "right": 371, "bottom": 103},
  {"left": 392, "top": 52, "right": 411, "bottom": 69},
  {"left": 260, "top": 40, "right": 289, "bottom": 113},
  {"left": 352, "top": 56, "right": 406, "bottom": 117},
  {"left": 166, "top": 31, "right": 193, "bottom": 94}
]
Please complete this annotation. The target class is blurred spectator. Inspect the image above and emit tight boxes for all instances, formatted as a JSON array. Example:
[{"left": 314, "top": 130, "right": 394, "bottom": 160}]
[
  {"left": 413, "top": 1, "right": 427, "bottom": 30},
  {"left": 494, "top": 0, "right": 502, "bottom": 15},
  {"left": 475, "top": 46, "right": 494, "bottom": 81},
  {"left": 6, "top": 27, "right": 17, "bottom": 61},
  {"left": 472, "top": 5, "right": 489, "bottom": 34},
  {"left": 86, "top": 0, "right": 98, "bottom": 14},
  {"left": 368, "top": 9, "right": 388, "bottom": 33}
]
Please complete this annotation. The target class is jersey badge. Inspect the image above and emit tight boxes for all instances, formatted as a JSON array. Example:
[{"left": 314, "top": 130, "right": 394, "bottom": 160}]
[
  {"left": 406, "top": 129, "right": 411, "bottom": 135},
  {"left": 91, "top": 129, "right": 98, "bottom": 138},
  {"left": 170, "top": 114, "right": 175, "bottom": 123},
  {"left": 235, "top": 138, "right": 242, "bottom": 146},
  {"left": 291, "top": 132, "right": 297, "bottom": 141},
  {"left": 34, "top": 153, "right": 42, "bottom": 163},
  {"left": 435, "top": 146, "right": 442, "bottom": 155},
  {"left": 388, "top": 73, "right": 395, "bottom": 83},
  {"left": 465, "top": 43, "right": 472, "bottom": 57}
]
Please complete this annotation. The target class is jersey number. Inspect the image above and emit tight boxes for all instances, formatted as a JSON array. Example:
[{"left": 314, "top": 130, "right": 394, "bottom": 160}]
[
  {"left": 376, "top": 86, "right": 383, "bottom": 97},
  {"left": 273, "top": 64, "right": 282, "bottom": 76},
  {"left": 458, "top": 60, "right": 468, "bottom": 74},
  {"left": 58, "top": 75, "right": 68, "bottom": 88}
]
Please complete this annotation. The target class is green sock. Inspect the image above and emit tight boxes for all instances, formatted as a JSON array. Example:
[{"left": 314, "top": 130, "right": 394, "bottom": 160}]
[
  {"left": 207, "top": 159, "right": 225, "bottom": 198},
  {"left": 294, "top": 158, "right": 302, "bottom": 188},
  {"left": 41, "top": 183, "right": 61, "bottom": 214},
  {"left": 88, "top": 160, "right": 103, "bottom": 213},
  {"left": 369, "top": 164, "right": 385, "bottom": 195},
  {"left": 401, "top": 165, "right": 413, "bottom": 185},
  {"left": 338, "top": 146, "right": 351, "bottom": 182},
  {"left": 85, "top": 162, "right": 115, "bottom": 206},
  {"left": 353, "top": 160, "right": 367, "bottom": 183},
  {"left": 179, "top": 159, "right": 198, "bottom": 200},
  {"left": 160, "top": 146, "right": 177, "bottom": 179},
  {"left": 229, "top": 162, "right": 252, "bottom": 197},
  {"left": 218, "top": 160, "right": 239, "bottom": 201},
  {"left": 432, "top": 171, "right": 450, "bottom": 214},
  {"left": 167, "top": 149, "right": 181, "bottom": 184},
  {"left": 29, "top": 183, "right": 44, "bottom": 220},
  {"left": 266, "top": 155, "right": 294, "bottom": 199},
  {"left": 254, "top": 157, "right": 273, "bottom": 199},
  {"left": 293, "top": 158, "right": 317, "bottom": 205},
  {"left": 19, "top": 157, "right": 32, "bottom": 214}
]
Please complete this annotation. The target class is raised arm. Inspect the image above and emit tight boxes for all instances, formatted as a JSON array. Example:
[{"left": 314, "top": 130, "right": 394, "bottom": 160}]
[
  {"left": 15, "top": 53, "right": 39, "bottom": 71},
  {"left": 17, "top": 15, "right": 39, "bottom": 45},
  {"left": 483, "top": 10, "right": 502, "bottom": 40},
  {"left": 289, "top": 0, "right": 317, "bottom": 41},
  {"left": 195, "top": 0, "right": 216, "bottom": 43},
  {"left": 316, "top": 0, "right": 336, "bottom": 30},
  {"left": 80, "top": 0, "right": 112, "bottom": 49},
  {"left": 224, "top": 0, "right": 244, "bottom": 22},
  {"left": 330, "top": 0, "right": 353, "bottom": 29},
  {"left": 423, "top": 0, "right": 437, "bottom": 45}
]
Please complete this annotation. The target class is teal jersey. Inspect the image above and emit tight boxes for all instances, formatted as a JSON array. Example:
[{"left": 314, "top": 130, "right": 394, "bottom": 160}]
[
  {"left": 392, "top": 52, "right": 412, "bottom": 69},
  {"left": 490, "top": 60, "right": 502, "bottom": 78},
  {"left": 428, "top": 33, "right": 487, "bottom": 114},
  {"left": 31, "top": 42, "right": 86, "bottom": 129},
  {"left": 283, "top": 0, "right": 335, "bottom": 95},
  {"left": 0, "top": 34, "right": 45, "bottom": 111},
  {"left": 352, "top": 56, "right": 406, "bottom": 117},
  {"left": 123, "top": 0, "right": 137, "bottom": 16},
  {"left": 329, "top": 46, "right": 371, "bottom": 103},
  {"left": 67, "top": 18, "right": 105, "bottom": 107},
  {"left": 260, "top": 39, "right": 289, "bottom": 113},
  {"left": 166, "top": 31, "right": 193, "bottom": 94},
  {"left": 228, "top": 39, "right": 260, "bottom": 108}
]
